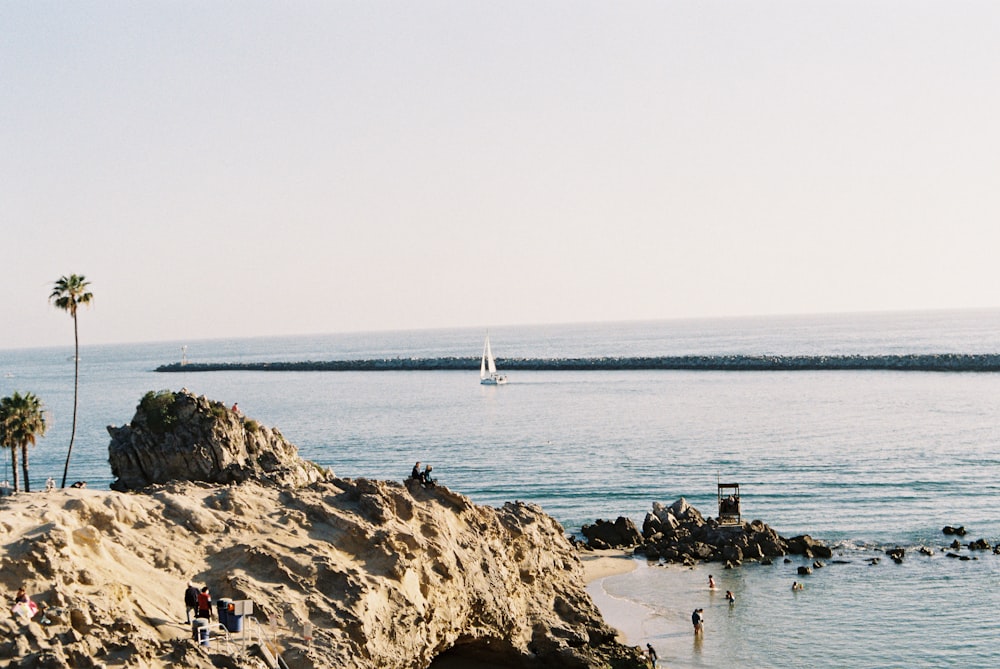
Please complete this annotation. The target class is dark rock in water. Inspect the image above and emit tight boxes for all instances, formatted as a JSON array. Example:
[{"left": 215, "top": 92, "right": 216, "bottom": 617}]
[
  {"left": 581, "top": 516, "right": 642, "bottom": 549},
  {"left": 918, "top": 547, "right": 934, "bottom": 556},
  {"left": 787, "top": 535, "right": 831, "bottom": 558},
  {"left": 943, "top": 525, "right": 967, "bottom": 536},
  {"left": 968, "top": 538, "right": 991, "bottom": 551},
  {"left": 812, "top": 560, "right": 825, "bottom": 569},
  {"left": 108, "top": 389, "right": 332, "bottom": 491},
  {"left": 950, "top": 539, "right": 962, "bottom": 550},
  {"left": 797, "top": 566, "right": 812, "bottom": 575},
  {"left": 886, "top": 547, "right": 905, "bottom": 563}
]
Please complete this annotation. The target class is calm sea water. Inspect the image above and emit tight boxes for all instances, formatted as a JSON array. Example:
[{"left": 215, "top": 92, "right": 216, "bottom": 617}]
[{"left": 2, "top": 309, "right": 999, "bottom": 668}]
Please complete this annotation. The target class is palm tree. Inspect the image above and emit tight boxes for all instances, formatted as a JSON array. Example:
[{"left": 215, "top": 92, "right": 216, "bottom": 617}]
[
  {"left": 0, "top": 392, "right": 48, "bottom": 492},
  {"left": 50, "top": 274, "right": 93, "bottom": 489}
]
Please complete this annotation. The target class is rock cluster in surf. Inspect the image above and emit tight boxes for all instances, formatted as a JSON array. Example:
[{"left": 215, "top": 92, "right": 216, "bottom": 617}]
[{"left": 580, "top": 498, "right": 832, "bottom": 566}]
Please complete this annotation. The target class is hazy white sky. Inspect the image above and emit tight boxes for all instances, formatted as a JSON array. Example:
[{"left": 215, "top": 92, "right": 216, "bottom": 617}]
[{"left": 3, "top": 2, "right": 999, "bottom": 349}]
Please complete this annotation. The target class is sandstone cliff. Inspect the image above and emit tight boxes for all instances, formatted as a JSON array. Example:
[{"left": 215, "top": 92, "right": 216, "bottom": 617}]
[{"left": 0, "top": 392, "right": 646, "bottom": 669}]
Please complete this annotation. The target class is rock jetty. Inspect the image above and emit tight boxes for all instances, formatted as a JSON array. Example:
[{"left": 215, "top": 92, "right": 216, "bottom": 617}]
[
  {"left": 581, "top": 498, "right": 832, "bottom": 566},
  {"left": 0, "top": 391, "right": 646, "bottom": 669},
  {"left": 156, "top": 353, "right": 1000, "bottom": 374}
]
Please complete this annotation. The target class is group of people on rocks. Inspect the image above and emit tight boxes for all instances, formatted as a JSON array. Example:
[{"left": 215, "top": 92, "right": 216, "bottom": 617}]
[{"left": 409, "top": 461, "right": 436, "bottom": 487}]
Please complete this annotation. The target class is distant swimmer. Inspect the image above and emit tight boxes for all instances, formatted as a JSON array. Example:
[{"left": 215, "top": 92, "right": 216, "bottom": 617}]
[
  {"left": 792, "top": 581, "right": 804, "bottom": 591},
  {"left": 726, "top": 590, "right": 735, "bottom": 604},
  {"left": 708, "top": 574, "right": 717, "bottom": 590}
]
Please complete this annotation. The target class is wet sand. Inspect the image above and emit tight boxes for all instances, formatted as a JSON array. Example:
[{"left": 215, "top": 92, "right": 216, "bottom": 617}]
[
  {"left": 580, "top": 549, "right": 652, "bottom": 649},
  {"left": 580, "top": 548, "right": 639, "bottom": 584}
]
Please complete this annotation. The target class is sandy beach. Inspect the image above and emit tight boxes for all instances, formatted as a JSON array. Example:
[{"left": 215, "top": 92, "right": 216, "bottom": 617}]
[
  {"left": 579, "top": 548, "right": 639, "bottom": 584},
  {"left": 578, "top": 549, "right": 647, "bottom": 649}
]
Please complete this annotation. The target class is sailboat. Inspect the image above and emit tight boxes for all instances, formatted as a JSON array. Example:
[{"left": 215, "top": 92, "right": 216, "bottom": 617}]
[{"left": 480, "top": 334, "right": 508, "bottom": 385}]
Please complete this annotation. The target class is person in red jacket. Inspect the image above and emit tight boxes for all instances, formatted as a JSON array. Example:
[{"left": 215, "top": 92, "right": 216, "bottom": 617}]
[{"left": 197, "top": 586, "right": 212, "bottom": 620}]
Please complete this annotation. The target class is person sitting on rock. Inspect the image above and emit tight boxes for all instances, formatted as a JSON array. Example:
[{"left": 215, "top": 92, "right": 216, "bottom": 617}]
[
  {"left": 420, "top": 465, "right": 436, "bottom": 487},
  {"left": 410, "top": 461, "right": 421, "bottom": 481}
]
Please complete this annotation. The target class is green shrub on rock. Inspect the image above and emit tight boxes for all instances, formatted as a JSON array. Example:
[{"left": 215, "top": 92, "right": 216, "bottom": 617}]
[{"left": 137, "top": 390, "right": 178, "bottom": 434}]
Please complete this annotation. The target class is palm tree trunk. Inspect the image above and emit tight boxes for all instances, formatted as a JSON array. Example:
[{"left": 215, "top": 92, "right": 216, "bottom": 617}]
[
  {"left": 21, "top": 445, "right": 30, "bottom": 493},
  {"left": 61, "top": 313, "right": 79, "bottom": 489},
  {"left": 11, "top": 447, "right": 19, "bottom": 493}
]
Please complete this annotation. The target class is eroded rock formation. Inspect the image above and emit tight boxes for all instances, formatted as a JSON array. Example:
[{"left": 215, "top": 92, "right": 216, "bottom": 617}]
[
  {"left": 107, "top": 389, "right": 330, "bottom": 490},
  {"left": 0, "top": 392, "right": 646, "bottom": 669},
  {"left": 0, "top": 479, "right": 645, "bottom": 669}
]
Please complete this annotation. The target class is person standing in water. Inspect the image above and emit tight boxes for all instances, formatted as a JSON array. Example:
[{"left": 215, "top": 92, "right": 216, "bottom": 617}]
[
  {"left": 691, "top": 608, "right": 704, "bottom": 634},
  {"left": 708, "top": 574, "right": 717, "bottom": 590}
]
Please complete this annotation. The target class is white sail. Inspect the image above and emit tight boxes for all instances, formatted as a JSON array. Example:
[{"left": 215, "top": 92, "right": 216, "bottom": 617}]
[
  {"left": 479, "top": 333, "right": 507, "bottom": 385},
  {"left": 486, "top": 337, "right": 497, "bottom": 374}
]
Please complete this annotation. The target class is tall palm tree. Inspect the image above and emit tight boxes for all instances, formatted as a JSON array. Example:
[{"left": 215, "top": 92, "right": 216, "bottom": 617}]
[
  {"left": 50, "top": 274, "right": 93, "bottom": 488},
  {"left": 0, "top": 392, "right": 48, "bottom": 492}
]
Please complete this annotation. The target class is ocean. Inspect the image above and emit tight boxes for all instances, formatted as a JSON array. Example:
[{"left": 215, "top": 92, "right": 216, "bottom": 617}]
[{"left": 2, "top": 309, "right": 1000, "bottom": 668}]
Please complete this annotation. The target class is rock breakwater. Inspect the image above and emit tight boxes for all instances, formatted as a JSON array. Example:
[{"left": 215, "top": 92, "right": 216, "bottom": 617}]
[{"left": 156, "top": 353, "right": 1000, "bottom": 373}]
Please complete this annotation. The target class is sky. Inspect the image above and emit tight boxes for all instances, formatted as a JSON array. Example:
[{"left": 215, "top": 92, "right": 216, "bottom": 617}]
[{"left": 3, "top": 1, "right": 999, "bottom": 350}]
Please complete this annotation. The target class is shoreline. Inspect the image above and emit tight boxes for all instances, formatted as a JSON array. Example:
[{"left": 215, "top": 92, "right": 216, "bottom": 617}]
[{"left": 580, "top": 549, "right": 645, "bottom": 647}]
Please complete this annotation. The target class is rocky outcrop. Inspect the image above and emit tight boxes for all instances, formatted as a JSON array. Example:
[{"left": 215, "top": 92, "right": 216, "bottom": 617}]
[
  {"left": 581, "top": 517, "right": 642, "bottom": 549},
  {"left": 1, "top": 392, "right": 646, "bottom": 669},
  {"left": 107, "top": 389, "right": 330, "bottom": 491},
  {"left": 583, "top": 498, "right": 831, "bottom": 566},
  {"left": 0, "top": 478, "right": 646, "bottom": 669}
]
